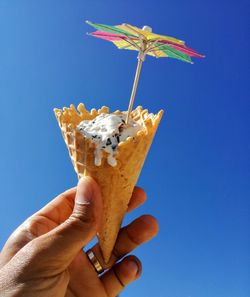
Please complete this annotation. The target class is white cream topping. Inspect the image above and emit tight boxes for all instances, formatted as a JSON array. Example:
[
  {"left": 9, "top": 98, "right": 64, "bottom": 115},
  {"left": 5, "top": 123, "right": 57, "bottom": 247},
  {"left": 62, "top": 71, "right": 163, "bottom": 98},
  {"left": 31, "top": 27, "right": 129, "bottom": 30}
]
[{"left": 77, "top": 113, "right": 142, "bottom": 167}]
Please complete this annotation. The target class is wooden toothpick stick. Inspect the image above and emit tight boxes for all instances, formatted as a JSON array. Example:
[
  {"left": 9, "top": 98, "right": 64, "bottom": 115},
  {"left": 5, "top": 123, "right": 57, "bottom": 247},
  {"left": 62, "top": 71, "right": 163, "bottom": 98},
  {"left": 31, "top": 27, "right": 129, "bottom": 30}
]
[{"left": 125, "top": 55, "right": 143, "bottom": 124}]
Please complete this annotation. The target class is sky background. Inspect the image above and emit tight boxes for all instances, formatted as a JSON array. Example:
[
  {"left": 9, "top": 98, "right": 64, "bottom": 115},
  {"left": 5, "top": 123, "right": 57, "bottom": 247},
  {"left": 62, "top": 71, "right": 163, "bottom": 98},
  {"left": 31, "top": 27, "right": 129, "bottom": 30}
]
[{"left": 0, "top": 1, "right": 249, "bottom": 297}]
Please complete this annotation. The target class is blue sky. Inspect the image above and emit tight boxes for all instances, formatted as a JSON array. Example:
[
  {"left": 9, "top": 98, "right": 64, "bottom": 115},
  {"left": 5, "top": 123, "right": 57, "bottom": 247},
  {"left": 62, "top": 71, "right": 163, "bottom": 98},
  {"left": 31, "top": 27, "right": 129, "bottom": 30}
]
[{"left": 0, "top": 1, "right": 249, "bottom": 296}]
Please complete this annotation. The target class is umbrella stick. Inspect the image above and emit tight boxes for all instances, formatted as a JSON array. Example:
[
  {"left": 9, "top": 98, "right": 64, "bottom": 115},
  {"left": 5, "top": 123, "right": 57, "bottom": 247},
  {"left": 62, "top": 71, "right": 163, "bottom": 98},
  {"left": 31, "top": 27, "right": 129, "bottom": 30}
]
[{"left": 125, "top": 57, "right": 143, "bottom": 124}]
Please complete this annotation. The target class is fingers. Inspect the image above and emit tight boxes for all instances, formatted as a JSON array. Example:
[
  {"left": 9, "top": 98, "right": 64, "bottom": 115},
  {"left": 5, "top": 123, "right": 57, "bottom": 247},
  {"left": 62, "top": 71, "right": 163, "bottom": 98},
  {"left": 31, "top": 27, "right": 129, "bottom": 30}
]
[
  {"left": 21, "top": 177, "right": 103, "bottom": 272},
  {"left": 101, "top": 256, "right": 142, "bottom": 297},
  {"left": 0, "top": 183, "right": 146, "bottom": 270},
  {"left": 35, "top": 186, "right": 145, "bottom": 226},
  {"left": 0, "top": 187, "right": 76, "bottom": 269},
  {"left": 127, "top": 186, "right": 146, "bottom": 213},
  {"left": 89, "top": 215, "right": 159, "bottom": 269}
]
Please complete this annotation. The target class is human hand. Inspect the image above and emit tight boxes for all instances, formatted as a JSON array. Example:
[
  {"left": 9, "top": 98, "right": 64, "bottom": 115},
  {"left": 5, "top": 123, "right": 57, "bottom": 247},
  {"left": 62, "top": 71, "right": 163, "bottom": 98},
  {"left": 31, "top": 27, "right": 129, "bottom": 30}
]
[{"left": 0, "top": 177, "right": 158, "bottom": 297}]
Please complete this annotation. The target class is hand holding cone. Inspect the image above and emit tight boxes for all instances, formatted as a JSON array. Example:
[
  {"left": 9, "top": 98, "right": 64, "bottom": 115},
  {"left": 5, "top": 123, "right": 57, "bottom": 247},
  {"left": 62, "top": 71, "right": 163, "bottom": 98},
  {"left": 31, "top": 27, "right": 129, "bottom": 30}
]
[{"left": 54, "top": 104, "right": 163, "bottom": 263}]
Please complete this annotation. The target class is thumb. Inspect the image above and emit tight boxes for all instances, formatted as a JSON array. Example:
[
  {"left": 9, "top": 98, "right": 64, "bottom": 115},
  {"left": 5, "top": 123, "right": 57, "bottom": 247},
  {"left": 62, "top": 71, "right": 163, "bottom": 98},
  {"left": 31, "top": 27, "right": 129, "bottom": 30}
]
[
  {"left": 63, "top": 176, "right": 103, "bottom": 245},
  {"left": 32, "top": 176, "right": 103, "bottom": 267}
]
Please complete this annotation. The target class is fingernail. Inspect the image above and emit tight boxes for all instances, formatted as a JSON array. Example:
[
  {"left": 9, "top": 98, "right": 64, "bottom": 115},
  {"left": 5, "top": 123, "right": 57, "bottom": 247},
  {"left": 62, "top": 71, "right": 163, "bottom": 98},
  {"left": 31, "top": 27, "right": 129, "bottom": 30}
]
[{"left": 127, "top": 260, "right": 139, "bottom": 277}]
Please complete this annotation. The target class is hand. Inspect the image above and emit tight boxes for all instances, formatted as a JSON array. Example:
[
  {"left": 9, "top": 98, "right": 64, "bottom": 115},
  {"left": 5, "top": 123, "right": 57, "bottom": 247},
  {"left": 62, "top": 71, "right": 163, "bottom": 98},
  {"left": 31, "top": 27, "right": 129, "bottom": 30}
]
[{"left": 0, "top": 177, "right": 158, "bottom": 297}]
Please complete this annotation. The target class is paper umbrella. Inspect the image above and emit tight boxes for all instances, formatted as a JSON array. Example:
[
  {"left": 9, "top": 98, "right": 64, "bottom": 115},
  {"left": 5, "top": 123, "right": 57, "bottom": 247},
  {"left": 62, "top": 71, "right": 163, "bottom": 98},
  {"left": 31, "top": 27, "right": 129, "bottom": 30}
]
[{"left": 86, "top": 21, "right": 204, "bottom": 121}]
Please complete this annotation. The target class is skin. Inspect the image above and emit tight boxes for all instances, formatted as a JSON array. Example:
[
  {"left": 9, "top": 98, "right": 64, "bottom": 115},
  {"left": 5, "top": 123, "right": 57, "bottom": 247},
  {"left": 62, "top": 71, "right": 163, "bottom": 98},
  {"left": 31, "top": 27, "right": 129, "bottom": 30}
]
[{"left": 0, "top": 177, "right": 159, "bottom": 297}]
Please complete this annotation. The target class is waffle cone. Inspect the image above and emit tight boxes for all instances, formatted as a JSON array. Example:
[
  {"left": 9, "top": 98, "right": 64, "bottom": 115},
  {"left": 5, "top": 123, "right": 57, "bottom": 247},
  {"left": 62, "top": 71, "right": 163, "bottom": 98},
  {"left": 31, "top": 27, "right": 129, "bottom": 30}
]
[{"left": 54, "top": 103, "right": 163, "bottom": 263}]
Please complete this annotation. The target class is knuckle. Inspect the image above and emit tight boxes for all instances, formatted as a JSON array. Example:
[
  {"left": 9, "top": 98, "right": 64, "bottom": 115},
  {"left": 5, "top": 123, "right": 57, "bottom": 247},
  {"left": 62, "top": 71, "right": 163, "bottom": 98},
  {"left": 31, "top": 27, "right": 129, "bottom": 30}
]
[
  {"left": 68, "top": 202, "right": 96, "bottom": 229},
  {"left": 23, "top": 218, "right": 37, "bottom": 234},
  {"left": 23, "top": 216, "right": 50, "bottom": 237},
  {"left": 113, "top": 266, "right": 126, "bottom": 288}
]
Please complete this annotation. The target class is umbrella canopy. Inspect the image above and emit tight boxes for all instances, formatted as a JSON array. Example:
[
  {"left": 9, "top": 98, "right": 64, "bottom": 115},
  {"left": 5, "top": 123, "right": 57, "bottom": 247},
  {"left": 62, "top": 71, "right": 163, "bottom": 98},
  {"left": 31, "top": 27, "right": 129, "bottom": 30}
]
[
  {"left": 86, "top": 21, "right": 204, "bottom": 63},
  {"left": 86, "top": 21, "right": 204, "bottom": 122}
]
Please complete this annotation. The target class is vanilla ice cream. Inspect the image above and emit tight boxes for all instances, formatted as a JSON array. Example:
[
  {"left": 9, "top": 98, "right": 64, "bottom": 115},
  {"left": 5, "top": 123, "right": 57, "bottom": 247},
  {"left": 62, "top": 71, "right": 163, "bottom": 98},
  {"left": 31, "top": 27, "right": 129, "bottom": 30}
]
[{"left": 77, "top": 113, "right": 143, "bottom": 167}]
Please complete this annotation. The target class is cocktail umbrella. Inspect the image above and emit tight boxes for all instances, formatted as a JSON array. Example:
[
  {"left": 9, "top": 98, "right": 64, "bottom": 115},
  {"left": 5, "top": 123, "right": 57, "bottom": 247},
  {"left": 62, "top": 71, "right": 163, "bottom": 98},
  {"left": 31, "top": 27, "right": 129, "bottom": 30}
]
[{"left": 86, "top": 20, "right": 204, "bottom": 122}]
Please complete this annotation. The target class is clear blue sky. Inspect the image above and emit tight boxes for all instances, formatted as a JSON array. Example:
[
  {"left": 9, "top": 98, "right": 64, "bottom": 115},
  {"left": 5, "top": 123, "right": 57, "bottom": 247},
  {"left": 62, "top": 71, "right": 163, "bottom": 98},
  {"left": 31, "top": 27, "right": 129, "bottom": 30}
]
[{"left": 0, "top": 1, "right": 249, "bottom": 296}]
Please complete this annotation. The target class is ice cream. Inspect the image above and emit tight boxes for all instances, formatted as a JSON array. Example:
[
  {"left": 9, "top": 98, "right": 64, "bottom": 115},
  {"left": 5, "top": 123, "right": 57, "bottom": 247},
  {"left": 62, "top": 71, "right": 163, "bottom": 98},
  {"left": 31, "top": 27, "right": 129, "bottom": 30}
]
[
  {"left": 54, "top": 104, "right": 163, "bottom": 263},
  {"left": 77, "top": 113, "right": 143, "bottom": 167}
]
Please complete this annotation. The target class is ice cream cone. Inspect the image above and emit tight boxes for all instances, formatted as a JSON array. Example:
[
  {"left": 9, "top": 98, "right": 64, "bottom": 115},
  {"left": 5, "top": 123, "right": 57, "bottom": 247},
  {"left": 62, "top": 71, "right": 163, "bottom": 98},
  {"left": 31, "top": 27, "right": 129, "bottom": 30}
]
[{"left": 54, "top": 103, "right": 163, "bottom": 263}]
